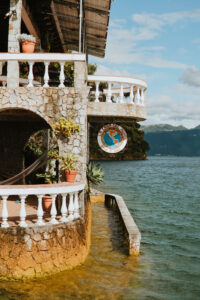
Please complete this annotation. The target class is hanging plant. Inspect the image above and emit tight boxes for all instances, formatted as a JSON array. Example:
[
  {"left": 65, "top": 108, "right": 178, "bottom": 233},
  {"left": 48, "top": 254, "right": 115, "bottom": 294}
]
[{"left": 52, "top": 117, "right": 80, "bottom": 138}]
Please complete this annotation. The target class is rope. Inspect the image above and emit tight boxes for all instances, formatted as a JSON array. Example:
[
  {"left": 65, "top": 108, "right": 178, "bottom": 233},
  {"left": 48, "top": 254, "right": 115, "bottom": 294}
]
[{"left": 0, "top": 150, "right": 49, "bottom": 185}]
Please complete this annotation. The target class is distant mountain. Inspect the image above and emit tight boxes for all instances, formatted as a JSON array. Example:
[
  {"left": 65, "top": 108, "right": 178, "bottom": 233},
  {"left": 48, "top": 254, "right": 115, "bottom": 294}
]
[
  {"left": 143, "top": 124, "right": 200, "bottom": 156},
  {"left": 193, "top": 125, "right": 200, "bottom": 130},
  {"left": 142, "top": 124, "right": 187, "bottom": 133}
]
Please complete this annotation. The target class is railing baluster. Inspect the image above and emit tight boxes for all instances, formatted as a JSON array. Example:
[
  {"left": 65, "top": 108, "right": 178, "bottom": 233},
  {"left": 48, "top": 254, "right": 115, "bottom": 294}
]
[
  {"left": 36, "top": 195, "right": 44, "bottom": 226},
  {"left": 135, "top": 87, "right": 141, "bottom": 105},
  {"left": 95, "top": 81, "right": 100, "bottom": 102},
  {"left": 50, "top": 194, "right": 58, "bottom": 224},
  {"left": 130, "top": 85, "right": 134, "bottom": 104},
  {"left": 68, "top": 192, "right": 75, "bottom": 221},
  {"left": 59, "top": 61, "right": 65, "bottom": 88},
  {"left": 27, "top": 62, "right": 34, "bottom": 88},
  {"left": 106, "top": 82, "right": 112, "bottom": 102},
  {"left": 61, "top": 193, "right": 68, "bottom": 222},
  {"left": 119, "top": 84, "right": 124, "bottom": 103},
  {"left": 140, "top": 88, "right": 145, "bottom": 106},
  {"left": 43, "top": 61, "right": 50, "bottom": 87},
  {"left": 19, "top": 195, "right": 27, "bottom": 227},
  {"left": 74, "top": 192, "right": 80, "bottom": 219},
  {"left": 1, "top": 196, "right": 9, "bottom": 228}
]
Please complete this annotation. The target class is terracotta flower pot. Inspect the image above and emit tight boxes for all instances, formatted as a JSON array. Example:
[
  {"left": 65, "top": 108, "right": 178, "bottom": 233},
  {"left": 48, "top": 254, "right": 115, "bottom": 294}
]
[
  {"left": 21, "top": 41, "right": 36, "bottom": 53},
  {"left": 65, "top": 170, "right": 77, "bottom": 183},
  {"left": 42, "top": 195, "right": 52, "bottom": 212}
]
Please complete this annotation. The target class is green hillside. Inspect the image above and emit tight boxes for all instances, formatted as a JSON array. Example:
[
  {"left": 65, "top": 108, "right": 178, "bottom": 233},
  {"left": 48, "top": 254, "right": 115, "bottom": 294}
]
[
  {"left": 145, "top": 127, "right": 200, "bottom": 156},
  {"left": 142, "top": 124, "right": 187, "bottom": 133}
]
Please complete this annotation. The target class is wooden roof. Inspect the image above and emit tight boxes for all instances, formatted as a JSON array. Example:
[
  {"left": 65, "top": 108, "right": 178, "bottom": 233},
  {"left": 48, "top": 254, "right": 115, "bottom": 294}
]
[{"left": 51, "top": 0, "right": 111, "bottom": 57}]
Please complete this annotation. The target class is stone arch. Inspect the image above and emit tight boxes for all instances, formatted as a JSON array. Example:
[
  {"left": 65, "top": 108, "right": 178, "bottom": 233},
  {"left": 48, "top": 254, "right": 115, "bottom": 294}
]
[{"left": 0, "top": 107, "right": 54, "bottom": 182}]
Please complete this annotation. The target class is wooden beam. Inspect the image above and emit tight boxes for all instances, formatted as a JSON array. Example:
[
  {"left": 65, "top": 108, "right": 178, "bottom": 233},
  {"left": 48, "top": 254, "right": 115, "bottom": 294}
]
[
  {"left": 21, "top": 0, "right": 40, "bottom": 38},
  {"left": 51, "top": 1, "right": 67, "bottom": 52}
]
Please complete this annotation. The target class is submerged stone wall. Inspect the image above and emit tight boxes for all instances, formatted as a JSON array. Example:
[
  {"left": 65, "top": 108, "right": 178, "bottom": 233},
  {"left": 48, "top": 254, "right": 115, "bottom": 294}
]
[{"left": 0, "top": 198, "right": 91, "bottom": 280}]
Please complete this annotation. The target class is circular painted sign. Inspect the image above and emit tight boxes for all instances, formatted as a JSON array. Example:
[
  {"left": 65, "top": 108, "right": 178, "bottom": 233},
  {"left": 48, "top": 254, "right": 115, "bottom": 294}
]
[{"left": 97, "top": 124, "right": 127, "bottom": 153}]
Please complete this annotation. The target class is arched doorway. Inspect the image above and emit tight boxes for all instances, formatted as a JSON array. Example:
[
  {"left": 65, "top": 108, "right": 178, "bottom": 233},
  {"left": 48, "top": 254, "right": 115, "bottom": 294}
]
[{"left": 0, "top": 108, "right": 51, "bottom": 183}]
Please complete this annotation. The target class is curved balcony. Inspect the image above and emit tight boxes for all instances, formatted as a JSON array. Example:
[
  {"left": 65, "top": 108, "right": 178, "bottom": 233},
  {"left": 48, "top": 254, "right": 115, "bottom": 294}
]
[
  {"left": 0, "top": 182, "right": 85, "bottom": 228},
  {"left": 87, "top": 75, "right": 147, "bottom": 120}
]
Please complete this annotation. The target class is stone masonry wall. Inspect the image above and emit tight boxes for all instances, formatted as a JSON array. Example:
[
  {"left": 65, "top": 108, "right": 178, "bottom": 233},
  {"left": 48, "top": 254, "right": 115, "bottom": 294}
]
[
  {"left": 0, "top": 84, "right": 89, "bottom": 182},
  {"left": 0, "top": 198, "right": 91, "bottom": 280}
]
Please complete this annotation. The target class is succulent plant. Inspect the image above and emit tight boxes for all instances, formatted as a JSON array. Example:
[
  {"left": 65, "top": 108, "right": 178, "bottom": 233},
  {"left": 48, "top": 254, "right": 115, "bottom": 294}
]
[{"left": 17, "top": 34, "right": 36, "bottom": 42}]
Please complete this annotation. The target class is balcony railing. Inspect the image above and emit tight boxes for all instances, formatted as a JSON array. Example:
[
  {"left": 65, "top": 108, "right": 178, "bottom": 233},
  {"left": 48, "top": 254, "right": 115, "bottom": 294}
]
[
  {"left": 88, "top": 75, "right": 147, "bottom": 106},
  {"left": 0, "top": 53, "right": 86, "bottom": 88},
  {"left": 0, "top": 182, "right": 85, "bottom": 228}
]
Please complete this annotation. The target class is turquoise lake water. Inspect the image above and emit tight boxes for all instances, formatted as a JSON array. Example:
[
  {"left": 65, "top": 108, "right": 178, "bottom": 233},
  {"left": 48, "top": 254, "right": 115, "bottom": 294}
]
[
  {"left": 98, "top": 157, "right": 200, "bottom": 299},
  {"left": 0, "top": 157, "right": 199, "bottom": 299}
]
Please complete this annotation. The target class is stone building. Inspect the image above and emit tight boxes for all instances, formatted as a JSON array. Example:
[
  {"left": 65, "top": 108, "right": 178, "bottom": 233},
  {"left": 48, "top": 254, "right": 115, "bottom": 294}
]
[{"left": 0, "top": 0, "right": 147, "bottom": 279}]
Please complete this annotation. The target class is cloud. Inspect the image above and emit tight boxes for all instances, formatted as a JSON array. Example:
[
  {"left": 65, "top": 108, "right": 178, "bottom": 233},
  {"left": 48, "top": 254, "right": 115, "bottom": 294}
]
[
  {"left": 180, "top": 67, "right": 200, "bottom": 87},
  {"left": 94, "top": 63, "right": 147, "bottom": 80},
  {"left": 132, "top": 10, "right": 200, "bottom": 31},
  {"left": 98, "top": 9, "right": 198, "bottom": 69},
  {"left": 145, "top": 94, "right": 200, "bottom": 128}
]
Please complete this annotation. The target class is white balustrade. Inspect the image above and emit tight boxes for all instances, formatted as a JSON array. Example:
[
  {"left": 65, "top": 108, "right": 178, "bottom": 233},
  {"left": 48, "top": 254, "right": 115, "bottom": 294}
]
[
  {"left": 88, "top": 75, "right": 147, "bottom": 106},
  {"left": 27, "top": 62, "right": 34, "bottom": 88},
  {"left": 37, "top": 194, "right": 44, "bottom": 226},
  {"left": 43, "top": 61, "right": 50, "bottom": 88},
  {"left": 135, "top": 87, "right": 140, "bottom": 105},
  {"left": 19, "top": 195, "right": 27, "bottom": 227},
  {"left": 68, "top": 192, "right": 75, "bottom": 221},
  {"left": 74, "top": 191, "right": 80, "bottom": 219},
  {"left": 1, "top": 196, "right": 9, "bottom": 228},
  {"left": 0, "top": 183, "right": 85, "bottom": 228},
  {"left": 59, "top": 61, "right": 65, "bottom": 88},
  {"left": 130, "top": 85, "right": 134, "bottom": 104},
  {"left": 0, "top": 53, "right": 86, "bottom": 88},
  {"left": 95, "top": 81, "right": 100, "bottom": 102},
  {"left": 119, "top": 84, "right": 124, "bottom": 103}
]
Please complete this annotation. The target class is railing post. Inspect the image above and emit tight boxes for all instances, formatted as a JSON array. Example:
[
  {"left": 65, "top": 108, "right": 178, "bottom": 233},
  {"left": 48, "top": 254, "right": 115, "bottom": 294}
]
[
  {"left": 119, "top": 84, "right": 124, "bottom": 103},
  {"left": 74, "top": 192, "right": 80, "bottom": 219},
  {"left": 135, "top": 87, "right": 141, "bottom": 105},
  {"left": 106, "top": 82, "right": 112, "bottom": 102},
  {"left": 7, "top": 0, "right": 22, "bottom": 88},
  {"left": 74, "top": 61, "right": 87, "bottom": 91},
  {"left": 27, "top": 62, "right": 34, "bottom": 88},
  {"left": 95, "top": 81, "right": 100, "bottom": 102},
  {"left": 140, "top": 88, "right": 145, "bottom": 106},
  {"left": 130, "top": 85, "right": 134, "bottom": 104},
  {"left": 43, "top": 61, "right": 50, "bottom": 87},
  {"left": 59, "top": 61, "right": 65, "bottom": 88},
  {"left": 1, "top": 196, "right": 9, "bottom": 228},
  {"left": 50, "top": 194, "right": 58, "bottom": 224},
  {"left": 19, "top": 195, "right": 27, "bottom": 227},
  {"left": 68, "top": 192, "right": 75, "bottom": 221},
  {"left": 61, "top": 193, "right": 68, "bottom": 222},
  {"left": 36, "top": 195, "right": 44, "bottom": 226}
]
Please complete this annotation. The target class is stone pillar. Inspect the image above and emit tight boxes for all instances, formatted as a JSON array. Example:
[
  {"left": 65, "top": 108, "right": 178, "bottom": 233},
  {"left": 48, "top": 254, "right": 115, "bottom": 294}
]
[
  {"left": 7, "top": 0, "right": 22, "bottom": 88},
  {"left": 74, "top": 61, "right": 87, "bottom": 90}
]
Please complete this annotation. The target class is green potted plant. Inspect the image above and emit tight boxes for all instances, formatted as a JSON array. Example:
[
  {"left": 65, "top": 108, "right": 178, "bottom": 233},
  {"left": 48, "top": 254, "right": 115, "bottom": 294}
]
[
  {"left": 17, "top": 34, "right": 36, "bottom": 53},
  {"left": 48, "top": 148, "right": 60, "bottom": 160},
  {"left": 60, "top": 153, "right": 78, "bottom": 183},
  {"left": 52, "top": 117, "right": 80, "bottom": 138},
  {"left": 86, "top": 162, "right": 104, "bottom": 194}
]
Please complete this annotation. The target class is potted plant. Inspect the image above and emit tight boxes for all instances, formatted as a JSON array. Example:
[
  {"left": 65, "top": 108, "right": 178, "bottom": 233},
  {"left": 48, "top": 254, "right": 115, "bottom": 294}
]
[
  {"left": 52, "top": 117, "right": 80, "bottom": 138},
  {"left": 17, "top": 34, "right": 36, "bottom": 53},
  {"left": 48, "top": 148, "right": 60, "bottom": 160},
  {"left": 60, "top": 153, "right": 78, "bottom": 183},
  {"left": 36, "top": 162, "right": 57, "bottom": 211},
  {"left": 86, "top": 162, "right": 104, "bottom": 194}
]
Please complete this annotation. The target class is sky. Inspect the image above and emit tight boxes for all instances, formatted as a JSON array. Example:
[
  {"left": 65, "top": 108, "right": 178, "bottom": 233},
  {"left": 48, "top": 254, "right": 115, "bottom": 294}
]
[{"left": 89, "top": 0, "right": 200, "bottom": 128}]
